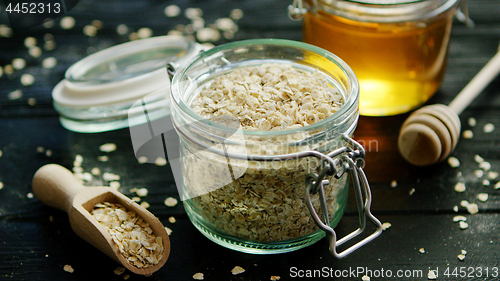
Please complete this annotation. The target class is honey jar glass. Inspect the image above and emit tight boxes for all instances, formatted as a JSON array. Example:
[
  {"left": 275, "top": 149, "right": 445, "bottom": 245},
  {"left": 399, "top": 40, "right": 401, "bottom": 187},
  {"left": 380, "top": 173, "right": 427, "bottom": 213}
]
[
  {"left": 292, "top": 0, "right": 460, "bottom": 116},
  {"left": 169, "top": 39, "right": 382, "bottom": 256}
]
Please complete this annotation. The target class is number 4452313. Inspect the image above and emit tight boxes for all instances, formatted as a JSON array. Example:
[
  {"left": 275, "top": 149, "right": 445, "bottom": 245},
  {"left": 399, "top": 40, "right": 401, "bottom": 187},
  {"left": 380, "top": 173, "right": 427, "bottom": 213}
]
[
  {"left": 444, "top": 267, "right": 499, "bottom": 278},
  {"left": 5, "top": 2, "right": 61, "bottom": 14}
]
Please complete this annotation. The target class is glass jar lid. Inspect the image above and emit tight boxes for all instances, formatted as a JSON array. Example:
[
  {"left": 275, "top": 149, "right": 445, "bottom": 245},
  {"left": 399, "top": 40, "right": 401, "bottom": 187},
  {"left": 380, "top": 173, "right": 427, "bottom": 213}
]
[{"left": 52, "top": 35, "right": 207, "bottom": 133}]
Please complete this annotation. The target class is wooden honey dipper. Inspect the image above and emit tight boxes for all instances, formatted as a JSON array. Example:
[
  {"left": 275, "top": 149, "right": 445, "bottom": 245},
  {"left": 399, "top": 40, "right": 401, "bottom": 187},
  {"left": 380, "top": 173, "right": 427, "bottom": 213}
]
[{"left": 398, "top": 46, "right": 500, "bottom": 166}]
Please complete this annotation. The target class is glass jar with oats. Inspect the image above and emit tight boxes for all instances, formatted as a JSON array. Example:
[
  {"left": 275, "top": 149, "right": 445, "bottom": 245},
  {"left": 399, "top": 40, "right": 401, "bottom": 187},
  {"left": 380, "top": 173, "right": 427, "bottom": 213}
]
[
  {"left": 169, "top": 39, "right": 382, "bottom": 255},
  {"left": 290, "top": 0, "right": 462, "bottom": 116}
]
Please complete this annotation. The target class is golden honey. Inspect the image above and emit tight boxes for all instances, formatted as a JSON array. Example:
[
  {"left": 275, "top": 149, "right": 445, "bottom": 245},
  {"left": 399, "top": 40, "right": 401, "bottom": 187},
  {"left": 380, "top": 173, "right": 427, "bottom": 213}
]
[{"left": 301, "top": 0, "right": 459, "bottom": 116}]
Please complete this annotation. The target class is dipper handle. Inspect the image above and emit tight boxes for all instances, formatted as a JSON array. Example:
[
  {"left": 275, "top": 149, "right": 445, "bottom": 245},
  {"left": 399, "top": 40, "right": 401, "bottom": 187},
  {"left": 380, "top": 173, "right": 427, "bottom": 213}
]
[
  {"left": 32, "top": 164, "right": 84, "bottom": 213},
  {"left": 449, "top": 49, "right": 500, "bottom": 115}
]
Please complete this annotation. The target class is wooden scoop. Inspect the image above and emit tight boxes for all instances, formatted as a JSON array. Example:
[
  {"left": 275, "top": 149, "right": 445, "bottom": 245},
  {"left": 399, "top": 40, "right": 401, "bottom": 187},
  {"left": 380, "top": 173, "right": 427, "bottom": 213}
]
[
  {"left": 398, "top": 46, "right": 500, "bottom": 166},
  {"left": 32, "top": 164, "right": 170, "bottom": 275}
]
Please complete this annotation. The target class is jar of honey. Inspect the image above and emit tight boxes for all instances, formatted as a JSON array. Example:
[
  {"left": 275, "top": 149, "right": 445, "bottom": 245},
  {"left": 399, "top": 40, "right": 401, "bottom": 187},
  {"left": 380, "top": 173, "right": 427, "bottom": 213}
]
[{"left": 290, "top": 0, "right": 461, "bottom": 116}]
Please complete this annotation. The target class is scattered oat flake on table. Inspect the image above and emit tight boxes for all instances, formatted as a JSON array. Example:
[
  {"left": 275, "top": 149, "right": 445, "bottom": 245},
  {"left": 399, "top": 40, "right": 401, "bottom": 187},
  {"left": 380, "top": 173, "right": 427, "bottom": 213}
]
[
  {"left": 459, "top": 221, "right": 469, "bottom": 230},
  {"left": 114, "top": 267, "right": 126, "bottom": 275},
  {"left": 447, "top": 156, "right": 460, "bottom": 168},
  {"left": 477, "top": 193, "right": 488, "bottom": 202},
  {"left": 165, "top": 227, "right": 172, "bottom": 235},
  {"left": 99, "top": 143, "right": 117, "bottom": 153},
  {"left": 419, "top": 248, "right": 425, "bottom": 254},
  {"left": 20, "top": 74, "right": 35, "bottom": 86},
  {"left": 103, "top": 172, "right": 120, "bottom": 181},
  {"left": 8, "top": 90, "right": 23, "bottom": 100},
  {"left": 63, "top": 264, "right": 74, "bottom": 273},
  {"left": 487, "top": 171, "right": 498, "bottom": 180},
  {"left": 135, "top": 188, "right": 148, "bottom": 197},
  {"left": 185, "top": 7, "right": 203, "bottom": 19},
  {"left": 12, "top": 58, "right": 26, "bottom": 70},
  {"left": 458, "top": 254, "right": 466, "bottom": 261},
  {"left": 495, "top": 181, "right": 500, "bottom": 190},
  {"left": 454, "top": 182, "right": 466, "bottom": 193},
  {"left": 140, "top": 201, "right": 150, "bottom": 208},
  {"left": 361, "top": 275, "right": 370, "bottom": 281},
  {"left": 409, "top": 188, "right": 415, "bottom": 195},
  {"left": 193, "top": 272, "right": 204, "bottom": 280},
  {"left": 462, "top": 130, "right": 473, "bottom": 139},
  {"left": 123, "top": 274, "right": 130, "bottom": 280},
  {"left": 109, "top": 181, "right": 120, "bottom": 190},
  {"left": 474, "top": 169, "right": 484, "bottom": 178},
  {"left": 483, "top": 123, "right": 495, "bottom": 133},
  {"left": 0, "top": 24, "right": 13, "bottom": 37},
  {"left": 116, "top": 24, "right": 129, "bottom": 35},
  {"left": 168, "top": 216, "right": 176, "bottom": 223},
  {"left": 42, "top": 57, "right": 57, "bottom": 69},
  {"left": 428, "top": 270, "right": 437, "bottom": 280},
  {"left": 390, "top": 180, "right": 397, "bottom": 188},
  {"left": 97, "top": 155, "right": 109, "bottom": 162},
  {"left": 138, "top": 156, "right": 148, "bottom": 164},
  {"left": 91, "top": 167, "right": 100, "bottom": 176},
  {"left": 466, "top": 203, "right": 479, "bottom": 215},
  {"left": 468, "top": 117, "right": 477, "bottom": 127},
  {"left": 474, "top": 154, "right": 484, "bottom": 163},
  {"left": 83, "top": 25, "right": 97, "bottom": 37},
  {"left": 230, "top": 8, "right": 244, "bottom": 20},
  {"left": 482, "top": 179, "right": 490, "bottom": 186},
  {"left": 164, "top": 197, "right": 178, "bottom": 207},
  {"left": 270, "top": 276, "right": 281, "bottom": 281},
  {"left": 231, "top": 266, "right": 245, "bottom": 275},
  {"left": 24, "top": 36, "right": 37, "bottom": 47},
  {"left": 60, "top": 16, "right": 75, "bottom": 29},
  {"left": 480, "top": 161, "right": 491, "bottom": 171},
  {"left": 196, "top": 27, "right": 220, "bottom": 42},
  {"left": 155, "top": 157, "right": 167, "bottom": 166},
  {"left": 382, "top": 222, "right": 391, "bottom": 230},
  {"left": 0, "top": 182, "right": 4, "bottom": 190},
  {"left": 453, "top": 215, "right": 466, "bottom": 222},
  {"left": 27, "top": 192, "right": 34, "bottom": 199},
  {"left": 137, "top": 27, "right": 153, "bottom": 39},
  {"left": 75, "top": 154, "right": 83, "bottom": 164},
  {"left": 164, "top": 5, "right": 181, "bottom": 17},
  {"left": 27, "top": 98, "right": 37, "bottom": 106},
  {"left": 453, "top": 205, "right": 458, "bottom": 212}
]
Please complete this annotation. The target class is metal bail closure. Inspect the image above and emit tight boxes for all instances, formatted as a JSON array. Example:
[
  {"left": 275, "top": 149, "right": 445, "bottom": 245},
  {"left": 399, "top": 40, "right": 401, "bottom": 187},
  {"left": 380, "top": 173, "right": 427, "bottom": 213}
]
[
  {"left": 456, "top": 0, "right": 475, "bottom": 28},
  {"left": 304, "top": 134, "right": 383, "bottom": 258}
]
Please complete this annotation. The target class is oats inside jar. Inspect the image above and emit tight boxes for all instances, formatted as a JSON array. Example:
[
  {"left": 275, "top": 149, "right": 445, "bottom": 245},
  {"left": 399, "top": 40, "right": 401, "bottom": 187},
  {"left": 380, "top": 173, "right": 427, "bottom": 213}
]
[{"left": 184, "top": 63, "right": 348, "bottom": 242}]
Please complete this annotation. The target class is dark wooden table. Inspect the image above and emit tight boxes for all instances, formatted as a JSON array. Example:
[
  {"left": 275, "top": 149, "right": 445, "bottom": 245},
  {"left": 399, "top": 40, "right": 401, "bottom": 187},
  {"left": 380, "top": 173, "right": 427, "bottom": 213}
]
[{"left": 1, "top": 0, "right": 500, "bottom": 280}]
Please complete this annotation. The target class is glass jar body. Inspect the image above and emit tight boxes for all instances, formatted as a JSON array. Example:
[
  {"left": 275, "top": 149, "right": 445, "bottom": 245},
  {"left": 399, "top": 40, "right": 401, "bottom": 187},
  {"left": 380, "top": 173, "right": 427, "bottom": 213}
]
[
  {"left": 170, "top": 39, "right": 359, "bottom": 253},
  {"left": 303, "top": 0, "right": 459, "bottom": 116}
]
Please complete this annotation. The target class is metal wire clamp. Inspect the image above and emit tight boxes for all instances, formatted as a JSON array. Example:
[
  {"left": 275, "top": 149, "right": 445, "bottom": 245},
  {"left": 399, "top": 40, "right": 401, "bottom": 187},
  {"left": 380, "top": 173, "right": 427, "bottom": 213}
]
[{"left": 304, "top": 134, "right": 383, "bottom": 258}]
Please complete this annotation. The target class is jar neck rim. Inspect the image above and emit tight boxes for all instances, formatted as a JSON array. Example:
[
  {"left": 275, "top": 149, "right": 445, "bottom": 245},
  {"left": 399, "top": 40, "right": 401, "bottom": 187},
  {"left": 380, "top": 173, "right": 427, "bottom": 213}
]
[
  {"left": 307, "top": 0, "right": 460, "bottom": 22},
  {"left": 170, "top": 38, "right": 360, "bottom": 137}
]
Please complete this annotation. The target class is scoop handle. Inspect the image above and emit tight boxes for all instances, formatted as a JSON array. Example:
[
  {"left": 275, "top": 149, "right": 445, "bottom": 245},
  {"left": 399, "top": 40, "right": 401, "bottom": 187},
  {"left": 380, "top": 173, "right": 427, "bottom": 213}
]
[
  {"left": 449, "top": 49, "right": 500, "bottom": 115},
  {"left": 32, "top": 164, "right": 84, "bottom": 213}
]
